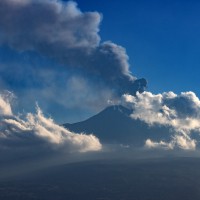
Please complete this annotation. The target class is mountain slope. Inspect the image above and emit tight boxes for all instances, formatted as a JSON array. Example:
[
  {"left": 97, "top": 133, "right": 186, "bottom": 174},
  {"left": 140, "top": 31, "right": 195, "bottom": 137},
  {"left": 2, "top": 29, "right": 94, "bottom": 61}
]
[{"left": 63, "top": 105, "right": 172, "bottom": 147}]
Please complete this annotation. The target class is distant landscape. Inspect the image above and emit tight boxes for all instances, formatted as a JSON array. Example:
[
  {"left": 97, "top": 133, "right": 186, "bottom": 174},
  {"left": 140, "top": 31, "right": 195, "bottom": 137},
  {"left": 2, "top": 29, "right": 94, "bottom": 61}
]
[{"left": 1, "top": 157, "right": 200, "bottom": 200}]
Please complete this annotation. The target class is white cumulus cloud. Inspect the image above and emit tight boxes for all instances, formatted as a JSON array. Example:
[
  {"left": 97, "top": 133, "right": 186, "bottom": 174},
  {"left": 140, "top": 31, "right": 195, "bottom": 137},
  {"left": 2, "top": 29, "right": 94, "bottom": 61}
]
[{"left": 122, "top": 91, "right": 200, "bottom": 150}]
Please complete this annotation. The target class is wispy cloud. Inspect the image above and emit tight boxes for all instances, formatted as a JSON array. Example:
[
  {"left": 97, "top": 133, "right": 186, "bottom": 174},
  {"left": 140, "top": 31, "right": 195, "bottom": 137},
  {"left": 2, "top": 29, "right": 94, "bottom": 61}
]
[{"left": 0, "top": 91, "right": 102, "bottom": 157}]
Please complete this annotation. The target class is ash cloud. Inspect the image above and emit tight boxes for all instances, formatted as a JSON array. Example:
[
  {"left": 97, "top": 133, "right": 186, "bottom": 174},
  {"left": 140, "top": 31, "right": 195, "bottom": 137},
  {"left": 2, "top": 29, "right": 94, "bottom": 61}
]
[
  {"left": 0, "top": 0, "right": 147, "bottom": 103},
  {"left": 122, "top": 91, "right": 200, "bottom": 150}
]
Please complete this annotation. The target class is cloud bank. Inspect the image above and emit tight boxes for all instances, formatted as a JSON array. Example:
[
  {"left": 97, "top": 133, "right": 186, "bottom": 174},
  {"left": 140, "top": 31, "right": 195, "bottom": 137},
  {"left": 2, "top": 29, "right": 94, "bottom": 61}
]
[
  {"left": 0, "top": 91, "right": 102, "bottom": 157},
  {"left": 122, "top": 91, "right": 200, "bottom": 150}
]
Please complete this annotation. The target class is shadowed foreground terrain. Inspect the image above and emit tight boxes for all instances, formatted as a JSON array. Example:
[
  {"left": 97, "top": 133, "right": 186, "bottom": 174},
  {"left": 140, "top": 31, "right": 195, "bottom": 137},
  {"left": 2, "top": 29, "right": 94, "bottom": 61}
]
[{"left": 1, "top": 157, "right": 200, "bottom": 200}]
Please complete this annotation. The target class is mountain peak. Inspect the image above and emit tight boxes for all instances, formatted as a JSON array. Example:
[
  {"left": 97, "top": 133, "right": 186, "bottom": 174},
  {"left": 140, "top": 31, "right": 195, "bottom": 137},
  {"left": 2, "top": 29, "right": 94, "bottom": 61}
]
[{"left": 102, "top": 105, "right": 132, "bottom": 116}]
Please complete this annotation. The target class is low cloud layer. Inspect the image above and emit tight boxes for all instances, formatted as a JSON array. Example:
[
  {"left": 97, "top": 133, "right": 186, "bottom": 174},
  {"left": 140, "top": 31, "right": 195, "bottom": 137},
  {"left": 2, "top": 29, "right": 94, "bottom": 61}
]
[
  {"left": 0, "top": 91, "right": 102, "bottom": 157},
  {"left": 122, "top": 91, "right": 200, "bottom": 150},
  {"left": 0, "top": 0, "right": 147, "bottom": 118}
]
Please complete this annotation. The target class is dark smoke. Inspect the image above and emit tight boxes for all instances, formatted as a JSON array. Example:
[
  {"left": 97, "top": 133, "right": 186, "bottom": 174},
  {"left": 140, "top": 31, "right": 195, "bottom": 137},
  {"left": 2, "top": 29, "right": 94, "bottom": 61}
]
[{"left": 0, "top": 0, "right": 147, "bottom": 97}]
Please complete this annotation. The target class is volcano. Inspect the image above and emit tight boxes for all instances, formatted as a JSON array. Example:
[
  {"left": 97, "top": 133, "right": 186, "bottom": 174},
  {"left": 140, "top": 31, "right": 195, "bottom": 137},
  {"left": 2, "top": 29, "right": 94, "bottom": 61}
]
[{"left": 63, "top": 105, "right": 172, "bottom": 147}]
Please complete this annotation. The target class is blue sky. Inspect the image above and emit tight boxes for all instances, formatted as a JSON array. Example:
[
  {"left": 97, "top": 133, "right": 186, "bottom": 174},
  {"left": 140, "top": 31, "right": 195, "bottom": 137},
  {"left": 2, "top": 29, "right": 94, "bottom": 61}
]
[
  {"left": 0, "top": 0, "right": 200, "bottom": 123},
  {"left": 75, "top": 0, "right": 200, "bottom": 95}
]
